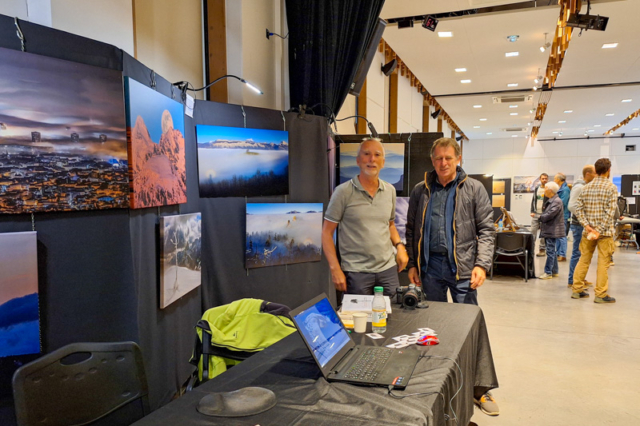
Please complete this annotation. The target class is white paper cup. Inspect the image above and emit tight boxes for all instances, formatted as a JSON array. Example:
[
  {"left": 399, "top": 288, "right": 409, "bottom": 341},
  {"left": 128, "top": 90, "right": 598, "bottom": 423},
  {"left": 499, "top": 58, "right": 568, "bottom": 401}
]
[{"left": 352, "top": 312, "right": 368, "bottom": 333}]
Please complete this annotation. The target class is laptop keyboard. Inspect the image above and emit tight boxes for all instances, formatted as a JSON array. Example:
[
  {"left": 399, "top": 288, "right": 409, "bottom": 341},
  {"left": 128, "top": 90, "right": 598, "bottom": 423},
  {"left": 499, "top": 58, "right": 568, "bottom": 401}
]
[{"left": 343, "top": 348, "right": 392, "bottom": 381}]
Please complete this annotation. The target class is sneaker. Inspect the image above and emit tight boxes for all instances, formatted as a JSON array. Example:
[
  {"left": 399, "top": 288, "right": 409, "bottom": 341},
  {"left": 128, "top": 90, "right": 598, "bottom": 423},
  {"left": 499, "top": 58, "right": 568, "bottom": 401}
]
[
  {"left": 536, "top": 251, "right": 546, "bottom": 257},
  {"left": 610, "top": 261, "right": 615, "bottom": 266},
  {"left": 571, "top": 291, "right": 589, "bottom": 299},
  {"left": 552, "top": 273, "right": 559, "bottom": 277},
  {"left": 558, "top": 256, "right": 567, "bottom": 262},
  {"left": 594, "top": 295, "right": 616, "bottom": 304},
  {"left": 539, "top": 273, "right": 553, "bottom": 280},
  {"left": 474, "top": 391, "right": 499, "bottom": 416}
]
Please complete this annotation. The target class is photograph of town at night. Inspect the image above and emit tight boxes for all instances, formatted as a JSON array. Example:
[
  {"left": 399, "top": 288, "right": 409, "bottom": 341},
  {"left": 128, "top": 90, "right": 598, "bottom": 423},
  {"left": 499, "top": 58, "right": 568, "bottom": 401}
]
[{"left": 0, "top": 47, "right": 129, "bottom": 214}]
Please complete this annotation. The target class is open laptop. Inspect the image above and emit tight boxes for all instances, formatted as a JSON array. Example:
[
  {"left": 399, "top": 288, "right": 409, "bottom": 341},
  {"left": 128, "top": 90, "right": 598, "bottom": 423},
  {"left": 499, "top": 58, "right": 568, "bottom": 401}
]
[{"left": 290, "top": 293, "right": 420, "bottom": 390}]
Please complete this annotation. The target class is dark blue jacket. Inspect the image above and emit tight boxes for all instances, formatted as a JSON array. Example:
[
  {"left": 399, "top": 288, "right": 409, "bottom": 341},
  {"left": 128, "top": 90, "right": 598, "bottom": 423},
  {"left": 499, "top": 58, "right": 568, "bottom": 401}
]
[
  {"left": 557, "top": 182, "right": 570, "bottom": 222},
  {"left": 540, "top": 195, "right": 566, "bottom": 238}
]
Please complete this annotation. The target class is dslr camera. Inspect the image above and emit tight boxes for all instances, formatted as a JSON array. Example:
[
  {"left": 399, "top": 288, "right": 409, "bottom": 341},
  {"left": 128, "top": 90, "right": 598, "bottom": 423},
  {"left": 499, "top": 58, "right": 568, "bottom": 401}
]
[{"left": 396, "top": 284, "right": 427, "bottom": 309}]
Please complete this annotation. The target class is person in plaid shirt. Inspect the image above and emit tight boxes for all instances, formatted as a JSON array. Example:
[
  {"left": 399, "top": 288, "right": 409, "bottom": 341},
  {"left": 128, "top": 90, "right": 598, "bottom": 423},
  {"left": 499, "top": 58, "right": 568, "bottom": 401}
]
[{"left": 571, "top": 158, "right": 618, "bottom": 303}]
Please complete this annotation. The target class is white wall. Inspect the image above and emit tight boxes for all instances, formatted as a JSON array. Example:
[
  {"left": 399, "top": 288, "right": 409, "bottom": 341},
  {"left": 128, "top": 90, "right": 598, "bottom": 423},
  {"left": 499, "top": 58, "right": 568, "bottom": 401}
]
[
  {"left": 366, "top": 50, "right": 386, "bottom": 134},
  {"left": 1, "top": 0, "right": 134, "bottom": 55},
  {"left": 396, "top": 75, "right": 422, "bottom": 133},
  {"left": 462, "top": 137, "right": 640, "bottom": 223}
]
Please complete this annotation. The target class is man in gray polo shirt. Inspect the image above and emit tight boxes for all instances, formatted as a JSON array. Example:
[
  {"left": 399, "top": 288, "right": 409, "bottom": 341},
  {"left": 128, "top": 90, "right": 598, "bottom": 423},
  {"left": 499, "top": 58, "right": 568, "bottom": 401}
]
[{"left": 322, "top": 138, "right": 408, "bottom": 296}]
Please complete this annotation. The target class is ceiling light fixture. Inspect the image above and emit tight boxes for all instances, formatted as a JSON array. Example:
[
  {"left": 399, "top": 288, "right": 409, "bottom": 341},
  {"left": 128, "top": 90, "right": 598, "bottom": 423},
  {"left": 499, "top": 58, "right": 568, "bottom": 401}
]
[
  {"left": 486, "top": 132, "right": 492, "bottom": 135},
  {"left": 602, "top": 43, "right": 618, "bottom": 49},
  {"left": 621, "top": 99, "right": 632, "bottom": 103},
  {"left": 473, "top": 126, "right": 481, "bottom": 128},
  {"left": 473, "top": 105, "right": 482, "bottom": 108},
  {"left": 632, "top": 128, "right": 639, "bottom": 130},
  {"left": 605, "top": 113, "right": 614, "bottom": 116},
  {"left": 455, "top": 68, "right": 467, "bottom": 72},
  {"left": 559, "top": 120, "right": 566, "bottom": 123},
  {"left": 507, "top": 35, "right": 519, "bottom": 42},
  {"left": 540, "top": 33, "right": 551, "bottom": 52},
  {"left": 509, "top": 105, "right": 518, "bottom": 108},
  {"left": 479, "top": 118, "right": 487, "bottom": 121},
  {"left": 505, "top": 51, "right": 519, "bottom": 57},
  {"left": 438, "top": 31, "right": 452, "bottom": 38},
  {"left": 510, "top": 113, "right": 518, "bottom": 116},
  {"left": 564, "top": 110, "right": 573, "bottom": 113},
  {"left": 593, "top": 124, "right": 601, "bottom": 127},
  {"left": 512, "top": 135, "right": 518, "bottom": 137},
  {"left": 507, "top": 83, "right": 518, "bottom": 87},
  {"left": 461, "top": 79, "right": 471, "bottom": 83}
]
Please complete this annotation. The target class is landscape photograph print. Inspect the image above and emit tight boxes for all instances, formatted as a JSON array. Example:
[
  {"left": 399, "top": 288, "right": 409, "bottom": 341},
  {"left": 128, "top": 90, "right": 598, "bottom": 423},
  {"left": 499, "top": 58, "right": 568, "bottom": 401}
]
[
  {"left": 246, "top": 203, "right": 322, "bottom": 269},
  {"left": 160, "top": 212, "right": 202, "bottom": 309},
  {"left": 0, "top": 47, "right": 129, "bottom": 213},
  {"left": 0, "top": 231, "right": 40, "bottom": 358},
  {"left": 196, "top": 125, "right": 289, "bottom": 197},
  {"left": 394, "top": 197, "right": 409, "bottom": 244},
  {"left": 339, "top": 143, "right": 405, "bottom": 191},
  {"left": 125, "top": 77, "right": 186, "bottom": 208}
]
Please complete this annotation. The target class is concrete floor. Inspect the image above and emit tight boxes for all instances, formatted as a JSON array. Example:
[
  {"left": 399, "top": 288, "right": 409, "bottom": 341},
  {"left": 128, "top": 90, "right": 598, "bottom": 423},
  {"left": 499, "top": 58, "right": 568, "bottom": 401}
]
[{"left": 471, "top": 242, "right": 640, "bottom": 426}]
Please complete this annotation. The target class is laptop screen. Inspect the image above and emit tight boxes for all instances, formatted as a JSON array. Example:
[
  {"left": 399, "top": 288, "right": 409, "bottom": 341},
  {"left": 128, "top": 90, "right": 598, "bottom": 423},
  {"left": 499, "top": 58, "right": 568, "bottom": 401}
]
[{"left": 292, "top": 297, "right": 351, "bottom": 367}]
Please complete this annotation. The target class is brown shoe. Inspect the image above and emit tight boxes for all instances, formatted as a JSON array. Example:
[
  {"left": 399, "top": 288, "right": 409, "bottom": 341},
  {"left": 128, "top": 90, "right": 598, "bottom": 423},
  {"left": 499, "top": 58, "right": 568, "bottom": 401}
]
[{"left": 558, "top": 256, "right": 567, "bottom": 261}]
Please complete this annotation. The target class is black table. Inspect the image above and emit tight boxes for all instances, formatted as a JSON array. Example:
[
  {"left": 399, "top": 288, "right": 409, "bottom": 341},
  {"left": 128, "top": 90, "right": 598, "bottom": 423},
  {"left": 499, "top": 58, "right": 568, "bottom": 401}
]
[
  {"left": 133, "top": 302, "right": 498, "bottom": 426},
  {"left": 492, "top": 230, "right": 537, "bottom": 279}
]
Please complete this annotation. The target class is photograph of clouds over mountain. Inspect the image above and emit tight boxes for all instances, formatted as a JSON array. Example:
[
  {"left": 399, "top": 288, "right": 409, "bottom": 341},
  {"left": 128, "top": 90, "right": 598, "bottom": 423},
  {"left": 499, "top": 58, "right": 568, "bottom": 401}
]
[
  {"left": 0, "top": 231, "right": 40, "bottom": 358},
  {"left": 246, "top": 203, "right": 322, "bottom": 269},
  {"left": 125, "top": 77, "right": 186, "bottom": 209},
  {"left": 196, "top": 125, "right": 289, "bottom": 197},
  {"left": 339, "top": 143, "right": 405, "bottom": 191},
  {"left": 160, "top": 213, "right": 201, "bottom": 309},
  {"left": 0, "top": 47, "right": 129, "bottom": 213}
]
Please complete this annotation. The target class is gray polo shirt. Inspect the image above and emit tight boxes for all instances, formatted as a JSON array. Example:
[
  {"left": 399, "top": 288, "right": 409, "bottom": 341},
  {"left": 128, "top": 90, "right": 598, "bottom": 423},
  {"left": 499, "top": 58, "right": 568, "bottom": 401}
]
[{"left": 324, "top": 176, "right": 396, "bottom": 273}]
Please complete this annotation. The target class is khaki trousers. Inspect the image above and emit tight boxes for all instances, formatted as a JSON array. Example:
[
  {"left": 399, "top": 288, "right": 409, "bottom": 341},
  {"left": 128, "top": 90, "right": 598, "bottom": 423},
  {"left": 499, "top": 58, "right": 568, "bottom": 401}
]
[{"left": 572, "top": 236, "right": 614, "bottom": 298}]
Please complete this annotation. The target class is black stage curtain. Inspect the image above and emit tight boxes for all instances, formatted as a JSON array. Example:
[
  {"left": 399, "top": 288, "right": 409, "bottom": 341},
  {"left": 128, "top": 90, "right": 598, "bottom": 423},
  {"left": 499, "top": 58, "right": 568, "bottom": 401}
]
[
  {"left": 286, "top": 0, "right": 385, "bottom": 116},
  {"left": 0, "top": 13, "right": 333, "bottom": 417}
]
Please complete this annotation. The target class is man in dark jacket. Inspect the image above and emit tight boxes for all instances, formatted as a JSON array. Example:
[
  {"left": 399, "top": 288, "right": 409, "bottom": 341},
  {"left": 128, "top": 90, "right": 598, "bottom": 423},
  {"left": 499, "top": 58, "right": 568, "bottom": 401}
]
[
  {"left": 530, "top": 173, "right": 549, "bottom": 256},
  {"left": 406, "top": 137, "right": 495, "bottom": 305},
  {"left": 406, "top": 137, "right": 498, "bottom": 416},
  {"left": 538, "top": 181, "right": 566, "bottom": 279},
  {"left": 554, "top": 173, "right": 571, "bottom": 261}
]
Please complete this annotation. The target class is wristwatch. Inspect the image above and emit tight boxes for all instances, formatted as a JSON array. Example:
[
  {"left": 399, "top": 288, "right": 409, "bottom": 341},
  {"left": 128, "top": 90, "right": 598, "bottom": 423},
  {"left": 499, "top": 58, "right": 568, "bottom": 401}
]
[{"left": 394, "top": 242, "right": 404, "bottom": 248}]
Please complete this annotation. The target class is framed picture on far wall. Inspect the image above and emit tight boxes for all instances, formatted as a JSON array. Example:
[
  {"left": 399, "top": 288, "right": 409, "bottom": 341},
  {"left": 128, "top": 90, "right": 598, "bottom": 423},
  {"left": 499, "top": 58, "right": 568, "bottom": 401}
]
[
  {"left": 159, "top": 213, "right": 202, "bottom": 309},
  {"left": 125, "top": 77, "right": 187, "bottom": 209},
  {"left": 0, "top": 231, "right": 40, "bottom": 358},
  {"left": 513, "top": 176, "right": 540, "bottom": 193},
  {"left": 246, "top": 203, "right": 323, "bottom": 269},
  {"left": 339, "top": 143, "right": 405, "bottom": 191},
  {"left": 196, "top": 125, "right": 289, "bottom": 198},
  {"left": 0, "top": 47, "right": 129, "bottom": 214}
]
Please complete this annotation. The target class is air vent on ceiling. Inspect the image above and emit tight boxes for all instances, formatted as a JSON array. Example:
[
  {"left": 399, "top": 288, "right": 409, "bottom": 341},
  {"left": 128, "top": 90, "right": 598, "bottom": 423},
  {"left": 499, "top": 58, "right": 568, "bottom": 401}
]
[
  {"left": 502, "top": 127, "right": 528, "bottom": 132},
  {"left": 492, "top": 95, "right": 533, "bottom": 104}
]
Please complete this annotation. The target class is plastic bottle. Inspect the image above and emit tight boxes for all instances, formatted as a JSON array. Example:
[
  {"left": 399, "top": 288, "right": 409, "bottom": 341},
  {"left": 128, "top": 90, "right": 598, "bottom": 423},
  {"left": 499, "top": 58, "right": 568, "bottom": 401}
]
[
  {"left": 372, "top": 286, "right": 387, "bottom": 333},
  {"left": 498, "top": 219, "right": 503, "bottom": 232}
]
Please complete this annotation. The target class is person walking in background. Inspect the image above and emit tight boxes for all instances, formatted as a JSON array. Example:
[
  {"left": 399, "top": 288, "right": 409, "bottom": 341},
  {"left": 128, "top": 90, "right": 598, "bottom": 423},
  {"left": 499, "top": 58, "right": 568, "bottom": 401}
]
[
  {"left": 571, "top": 158, "right": 618, "bottom": 303},
  {"left": 538, "top": 182, "right": 565, "bottom": 280},
  {"left": 554, "top": 173, "right": 571, "bottom": 261},
  {"left": 567, "top": 165, "right": 596, "bottom": 288},
  {"left": 530, "top": 173, "right": 549, "bottom": 257}
]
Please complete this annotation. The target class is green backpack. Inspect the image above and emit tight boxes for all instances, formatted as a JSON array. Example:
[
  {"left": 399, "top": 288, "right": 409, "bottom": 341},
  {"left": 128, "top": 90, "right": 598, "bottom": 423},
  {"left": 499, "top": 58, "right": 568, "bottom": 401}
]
[{"left": 189, "top": 298, "right": 296, "bottom": 384}]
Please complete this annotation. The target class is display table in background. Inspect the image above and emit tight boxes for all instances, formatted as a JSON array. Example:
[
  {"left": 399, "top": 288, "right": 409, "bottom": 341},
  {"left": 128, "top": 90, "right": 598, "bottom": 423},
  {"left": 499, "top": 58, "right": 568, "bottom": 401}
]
[{"left": 132, "top": 302, "right": 498, "bottom": 426}]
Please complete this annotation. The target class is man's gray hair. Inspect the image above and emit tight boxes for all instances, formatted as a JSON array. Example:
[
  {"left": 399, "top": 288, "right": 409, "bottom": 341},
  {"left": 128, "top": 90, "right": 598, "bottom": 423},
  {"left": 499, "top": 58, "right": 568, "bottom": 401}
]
[
  {"left": 359, "top": 137, "right": 385, "bottom": 158},
  {"left": 546, "top": 181, "right": 559, "bottom": 194},
  {"left": 430, "top": 137, "right": 461, "bottom": 157},
  {"left": 555, "top": 173, "right": 566, "bottom": 182}
]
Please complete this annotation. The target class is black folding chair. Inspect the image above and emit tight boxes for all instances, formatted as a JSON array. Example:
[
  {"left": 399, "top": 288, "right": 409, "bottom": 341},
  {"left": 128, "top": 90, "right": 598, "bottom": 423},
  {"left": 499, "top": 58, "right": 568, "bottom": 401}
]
[
  {"left": 490, "top": 232, "right": 529, "bottom": 282},
  {"left": 12, "top": 341, "right": 149, "bottom": 426}
]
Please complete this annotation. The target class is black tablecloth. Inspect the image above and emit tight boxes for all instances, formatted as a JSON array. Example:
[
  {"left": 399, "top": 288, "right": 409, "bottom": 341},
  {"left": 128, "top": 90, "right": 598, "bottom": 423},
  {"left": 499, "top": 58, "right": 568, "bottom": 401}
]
[
  {"left": 492, "top": 230, "right": 536, "bottom": 279},
  {"left": 133, "top": 302, "right": 498, "bottom": 426}
]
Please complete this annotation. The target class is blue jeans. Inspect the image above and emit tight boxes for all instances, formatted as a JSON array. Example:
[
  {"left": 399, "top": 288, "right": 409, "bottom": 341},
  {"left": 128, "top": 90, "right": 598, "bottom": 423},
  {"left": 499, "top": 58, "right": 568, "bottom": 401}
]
[
  {"left": 545, "top": 238, "right": 559, "bottom": 275},
  {"left": 555, "top": 220, "right": 570, "bottom": 257},
  {"left": 421, "top": 252, "right": 478, "bottom": 305},
  {"left": 568, "top": 224, "right": 583, "bottom": 284}
]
